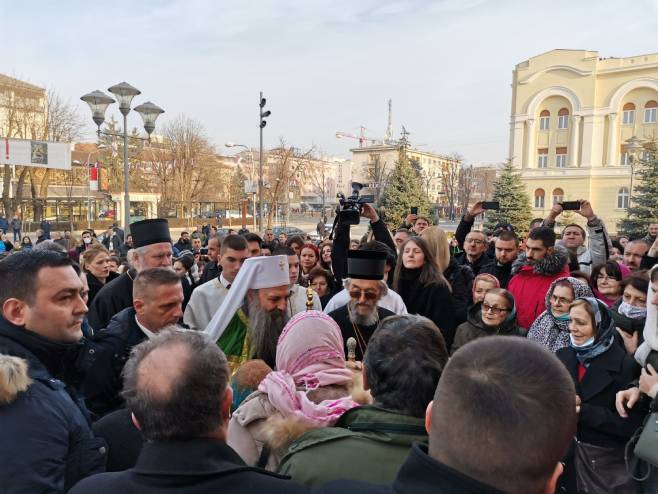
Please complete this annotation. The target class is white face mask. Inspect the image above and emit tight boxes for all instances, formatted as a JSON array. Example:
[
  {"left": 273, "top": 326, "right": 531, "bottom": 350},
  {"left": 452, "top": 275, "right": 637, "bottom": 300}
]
[
  {"left": 83, "top": 237, "right": 92, "bottom": 244},
  {"left": 617, "top": 301, "right": 647, "bottom": 320},
  {"left": 570, "top": 334, "right": 595, "bottom": 348}
]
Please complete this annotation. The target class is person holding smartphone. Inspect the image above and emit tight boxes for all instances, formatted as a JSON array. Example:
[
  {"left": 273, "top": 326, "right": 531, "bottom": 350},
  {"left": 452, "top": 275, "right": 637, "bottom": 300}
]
[{"left": 542, "top": 199, "right": 612, "bottom": 276}]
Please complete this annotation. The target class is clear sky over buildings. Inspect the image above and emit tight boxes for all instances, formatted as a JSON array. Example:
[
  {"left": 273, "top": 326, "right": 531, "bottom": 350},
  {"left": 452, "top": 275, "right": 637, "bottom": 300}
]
[{"left": 2, "top": 0, "right": 657, "bottom": 163}]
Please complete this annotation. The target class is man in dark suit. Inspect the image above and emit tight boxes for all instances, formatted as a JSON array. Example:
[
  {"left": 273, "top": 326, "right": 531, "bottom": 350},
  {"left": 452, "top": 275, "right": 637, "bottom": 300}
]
[
  {"left": 82, "top": 268, "right": 184, "bottom": 417},
  {"left": 70, "top": 330, "right": 308, "bottom": 494}
]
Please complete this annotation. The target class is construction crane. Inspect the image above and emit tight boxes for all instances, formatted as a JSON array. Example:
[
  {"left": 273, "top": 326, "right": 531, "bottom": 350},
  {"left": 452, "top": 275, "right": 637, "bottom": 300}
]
[{"left": 335, "top": 126, "right": 382, "bottom": 148}]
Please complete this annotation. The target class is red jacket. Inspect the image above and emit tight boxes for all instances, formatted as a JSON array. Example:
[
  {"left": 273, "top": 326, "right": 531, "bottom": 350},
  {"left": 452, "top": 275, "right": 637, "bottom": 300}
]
[{"left": 508, "top": 248, "right": 570, "bottom": 330}]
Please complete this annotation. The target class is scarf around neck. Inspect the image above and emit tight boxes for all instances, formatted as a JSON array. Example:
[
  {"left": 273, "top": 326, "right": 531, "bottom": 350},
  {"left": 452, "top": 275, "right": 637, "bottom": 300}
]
[{"left": 569, "top": 297, "right": 615, "bottom": 366}]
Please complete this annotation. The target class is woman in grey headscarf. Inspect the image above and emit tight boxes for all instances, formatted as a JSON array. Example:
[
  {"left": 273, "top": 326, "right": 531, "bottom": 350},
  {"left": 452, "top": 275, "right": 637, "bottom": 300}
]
[
  {"left": 527, "top": 277, "right": 593, "bottom": 352},
  {"left": 557, "top": 297, "right": 643, "bottom": 493}
]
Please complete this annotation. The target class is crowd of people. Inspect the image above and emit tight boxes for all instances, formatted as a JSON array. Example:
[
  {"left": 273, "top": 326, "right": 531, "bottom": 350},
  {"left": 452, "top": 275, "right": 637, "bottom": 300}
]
[{"left": 0, "top": 200, "right": 658, "bottom": 493}]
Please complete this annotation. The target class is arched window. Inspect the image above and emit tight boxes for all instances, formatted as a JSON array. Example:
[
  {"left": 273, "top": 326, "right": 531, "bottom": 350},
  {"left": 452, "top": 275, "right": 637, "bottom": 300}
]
[
  {"left": 617, "top": 187, "right": 630, "bottom": 209},
  {"left": 534, "top": 189, "right": 545, "bottom": 208},
  {"left": 539, "top": 110, "right": 550, "bottom": 131},
  {"left": 645, "top": 100, "right": 657, "bottom": 123},
  {"left": 557, "top": 108, "right": 570, "bottom": 129},
  {"left": 552, "top": 188, "right": 564, "bottom": 205},
  {"left": 623, "top": 102, "right": 635, "bottom": 125}
]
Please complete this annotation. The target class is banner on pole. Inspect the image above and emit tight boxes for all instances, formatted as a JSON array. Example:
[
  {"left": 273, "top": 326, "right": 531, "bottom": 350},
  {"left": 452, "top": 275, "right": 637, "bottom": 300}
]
[
  {"left": 1, "top": 137, "right": 71, "bottom": 170},
  {"left": 89, "top": 161, "right": 100, "bottom": 191}
]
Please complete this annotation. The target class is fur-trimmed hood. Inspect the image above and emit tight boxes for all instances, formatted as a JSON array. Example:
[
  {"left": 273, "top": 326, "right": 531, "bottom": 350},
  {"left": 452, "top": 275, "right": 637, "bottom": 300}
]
[
  {"left": 511, "top": 244, "right": 569, "bottom": 277},
  {"left": 0, "top": 354, "right": 32, "bottom": 405}
]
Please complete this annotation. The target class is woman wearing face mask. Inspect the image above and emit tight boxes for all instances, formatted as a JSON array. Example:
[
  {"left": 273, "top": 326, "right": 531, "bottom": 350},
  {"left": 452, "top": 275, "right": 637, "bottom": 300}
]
[
  {"left": 74, "top": 230, "right": 97, "bottom": 259},
  {"left": 610, "top": 273, "right": 649, "bottom": 355},
  {"left": 590, "top": 261, "right": 630, "bottom": 308},
  {"left": 527, "top": 277, "right": 593, "bottom": 352},
  {"left": 556, "top": 297, "right": 643, "bottom": 493},
  {"left": 394, "top": 237, "right": 457, "bottom": 350},
  {"left": 451, "top": 288, "right": 524, "bottom": 354}
]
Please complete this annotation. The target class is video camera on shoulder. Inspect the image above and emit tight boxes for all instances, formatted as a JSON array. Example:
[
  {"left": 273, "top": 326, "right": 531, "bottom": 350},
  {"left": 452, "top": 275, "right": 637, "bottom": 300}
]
[{"left": 336, "top": 182, "right": 375, "bottom": 226}]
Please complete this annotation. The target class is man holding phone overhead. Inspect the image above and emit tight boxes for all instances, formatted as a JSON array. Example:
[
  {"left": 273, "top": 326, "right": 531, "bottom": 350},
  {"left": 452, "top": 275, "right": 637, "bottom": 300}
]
[{"left": 541, "top": 199, "right": 612, "bottom": 275}]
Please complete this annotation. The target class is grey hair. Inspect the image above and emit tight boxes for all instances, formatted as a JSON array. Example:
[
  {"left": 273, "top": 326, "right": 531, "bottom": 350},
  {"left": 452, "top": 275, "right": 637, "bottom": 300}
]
[
  {"left": 122, "top": 330, "right": 230, "bottom": 441},
  {"left": 33, "top": 240, "right": 67, "bottom": 254},
  {"left": 343, "top": 278, "right": 389, "bottom": 298}
]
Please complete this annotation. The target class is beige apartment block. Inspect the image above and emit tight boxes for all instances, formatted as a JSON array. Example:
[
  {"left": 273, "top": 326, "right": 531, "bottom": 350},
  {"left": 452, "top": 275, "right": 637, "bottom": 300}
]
[{"left": 509, "top": 49, "right": 658, "bottom": 233}]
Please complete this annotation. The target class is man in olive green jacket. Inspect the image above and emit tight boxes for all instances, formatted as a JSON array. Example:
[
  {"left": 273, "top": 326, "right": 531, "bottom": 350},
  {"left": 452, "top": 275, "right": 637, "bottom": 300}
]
[{"left": 278, "top": 314, "right": 449, "bottom": 486}]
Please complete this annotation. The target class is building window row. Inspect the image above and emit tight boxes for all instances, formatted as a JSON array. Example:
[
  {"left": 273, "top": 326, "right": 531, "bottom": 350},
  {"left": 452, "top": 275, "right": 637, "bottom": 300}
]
[
  {"left": 534, "top": 187, "right": 630, "bottom": 210},
  {"left": 537, "top": 148, "right": 568, "bottom": 168},
  {"left": 533, "top": 188, "right": 563, "bottom": 208},
  {"left": 539, "top": 108, "right": 570, "bottom": 130},
  {"left": 622, "top": 100, "right": 657, "bottom": 125}
]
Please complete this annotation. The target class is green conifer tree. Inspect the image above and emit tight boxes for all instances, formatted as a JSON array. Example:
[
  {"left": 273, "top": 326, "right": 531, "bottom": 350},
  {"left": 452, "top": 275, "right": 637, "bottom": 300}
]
[
  {"left": 380, "top": 144, "right": 430, "bottom": 229},
  {"left": 619, "top": 148, "right": 658, "bottom": 239},
  {"left": 483, "top": 160, "right": 533, "bottom": 235}
]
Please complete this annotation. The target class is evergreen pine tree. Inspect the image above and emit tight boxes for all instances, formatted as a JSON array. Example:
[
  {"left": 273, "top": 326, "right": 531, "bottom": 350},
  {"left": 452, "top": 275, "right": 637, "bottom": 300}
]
[
  {"left": 380, "top": 143, "right": 430, "bottom": 229},
  {"left": 619, "top": 149, "right": 658, "bottom": 239},
  {"left": 484, "top": 160, "right": 533, "bottom": 235}
]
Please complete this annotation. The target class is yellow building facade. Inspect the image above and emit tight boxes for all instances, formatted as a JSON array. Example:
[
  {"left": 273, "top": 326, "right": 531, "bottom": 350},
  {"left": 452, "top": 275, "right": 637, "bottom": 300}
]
[{"left": 509, "top": 49, "right": 658, "bottom": 233}]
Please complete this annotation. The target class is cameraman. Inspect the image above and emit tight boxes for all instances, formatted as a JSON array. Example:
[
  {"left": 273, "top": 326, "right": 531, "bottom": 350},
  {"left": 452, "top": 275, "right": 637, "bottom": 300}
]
[
  {"left": 331, "top": 203, "right": 397, "bottom": 288},
  {"left": 541, "top": 199, "right": 611, "bottom": 275}
]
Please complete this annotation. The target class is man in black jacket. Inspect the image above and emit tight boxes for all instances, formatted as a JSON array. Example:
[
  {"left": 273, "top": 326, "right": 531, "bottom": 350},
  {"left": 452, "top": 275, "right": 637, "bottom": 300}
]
[
  {"left": 316, "top": 337, "right": 576, "bottom": 494},
  {"left": 198, "top": 235, "right": 222, "bottom": 285},
  {"left": 0, "top": 251, "right": 106, "bottom": 492},
  {"left": 83, "top": 268, "right": 184, "bottom": 417},
  {"left": 479, "top": 230, "right": 519, "bottom": 288},
  {"left": 70, "top": 330, "right": 307, "bottom": 494}
]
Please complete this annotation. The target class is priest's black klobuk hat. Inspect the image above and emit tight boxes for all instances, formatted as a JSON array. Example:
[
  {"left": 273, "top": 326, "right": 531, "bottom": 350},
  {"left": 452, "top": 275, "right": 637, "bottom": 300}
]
[
  {"left": 131, "top": 219, "right": 172, "bottom": 248},
  {"left": 347, "top": 250, "right": 387, "bottom": 280}
]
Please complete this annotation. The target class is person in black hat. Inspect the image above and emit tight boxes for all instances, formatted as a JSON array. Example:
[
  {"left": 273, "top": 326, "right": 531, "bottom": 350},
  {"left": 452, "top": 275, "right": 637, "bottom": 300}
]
[
  {"left": 87, "top": 219, "right": 173, "bottom": 330},
  {"left": 327, "top": 250, "right": 396, "bottom": 361}
]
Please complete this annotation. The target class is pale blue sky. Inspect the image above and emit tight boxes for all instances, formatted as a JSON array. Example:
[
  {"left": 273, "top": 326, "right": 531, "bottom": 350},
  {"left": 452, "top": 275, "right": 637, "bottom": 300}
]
[{"left": 2, "top": 0, "right": 657, "bottom": 163}]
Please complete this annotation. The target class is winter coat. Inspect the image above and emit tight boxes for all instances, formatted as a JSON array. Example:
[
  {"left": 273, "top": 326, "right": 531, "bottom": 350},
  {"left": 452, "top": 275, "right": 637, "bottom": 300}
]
[
  {"left": 82, "top": 307, "right": 147, "bottom": 418},
  {"left": 508, "top": 245, "right": 570, "bottom": 330},
  {"left": 86, "top": 270, "right": 120, "bottom": 307},
  {"left": 557, "top": 343, "right": 643, "bottom": 448},
  {"left": 313, "top": 443, "right": 505, "bottom": 494},
  {"left": 278, "top": 405, "right": 427, "bottom": 486},
  {"left": 0, "top": 216, "right": 8, "bottom": 233},
  {"left": 10, "top": 218, "right": 21, "bottom": 232},
  {"left": 228, "top": 390, "right": 342, "bottom": 472},
  {"left": 88, "top": 270, "right": 135, "bottom": 330},
  {"left": 0, "top": 317, "right": 107, "bottom": 492},
  {"left": 527, "top": 277, "right": 594, "bottom": 352},
  {"left": 92, "top": 408, "right": 144, "bottom": 472},
  {"left": 454, "top": 251, "right": 493, "bottom": 277},
  {"left": 545, "top": 217, "right": 612, "bottom": 275},
  {"left": 443, "top": 257, "right": 473, "bottom": 325},
  {"left": 479, "top": 261, "right": 514, "bottom": 288},
  {"left": 69, "top": 438, "right": 308, "bottom": 494},
  {"left": 396, "top": 267, "right": 457, "bottom": 350},
  {"left": 451, "top": 303, "right": 525, "bottom": 355}
]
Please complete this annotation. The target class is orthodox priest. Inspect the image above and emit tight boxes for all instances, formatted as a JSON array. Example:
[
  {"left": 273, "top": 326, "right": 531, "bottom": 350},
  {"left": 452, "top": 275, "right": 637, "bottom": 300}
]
[
  {"left": 205, "top": 255, "right": 291, "bottom": 372},
  {"left": 87, "top": 218, "right": 174, "bottom": 330},
  {"left": 327, "top": 250, "right": 396, "bottom": 361}
]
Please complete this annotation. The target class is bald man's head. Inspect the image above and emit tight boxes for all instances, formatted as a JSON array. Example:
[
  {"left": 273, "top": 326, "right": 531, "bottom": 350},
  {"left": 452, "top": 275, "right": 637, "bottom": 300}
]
[{"left": 122, "top": 331, "right": 231, "bottom": 441}]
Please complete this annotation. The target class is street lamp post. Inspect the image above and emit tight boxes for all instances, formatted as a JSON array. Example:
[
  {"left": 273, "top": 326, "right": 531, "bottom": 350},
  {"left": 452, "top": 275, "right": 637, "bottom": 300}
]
[
  {"left": 259, "top": 93, "right": 271, "bottom": 232},
  {"left": 225, "top": 142, "right": 257, "bottom": 231},
  {"left": 81, "top": 83, "right": 164, "bottom": 232}
]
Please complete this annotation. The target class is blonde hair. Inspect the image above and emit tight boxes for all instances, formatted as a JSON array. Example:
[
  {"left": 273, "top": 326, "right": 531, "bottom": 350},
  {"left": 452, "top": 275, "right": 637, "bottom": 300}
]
[
  {"left": 421, "top": 226, "right": 451, "bottom": 272},
  {"left": 81, "top": 244, "right": 110, "bottom": 269}
]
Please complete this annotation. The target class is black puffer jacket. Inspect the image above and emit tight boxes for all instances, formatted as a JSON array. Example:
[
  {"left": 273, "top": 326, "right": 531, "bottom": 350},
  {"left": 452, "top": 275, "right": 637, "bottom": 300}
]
[
  {"left": 451, "top": 303, "right": 525, "bottom": 354},
  {"left": 0, "top": 317, "right": 107, "bottom": 492}
]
